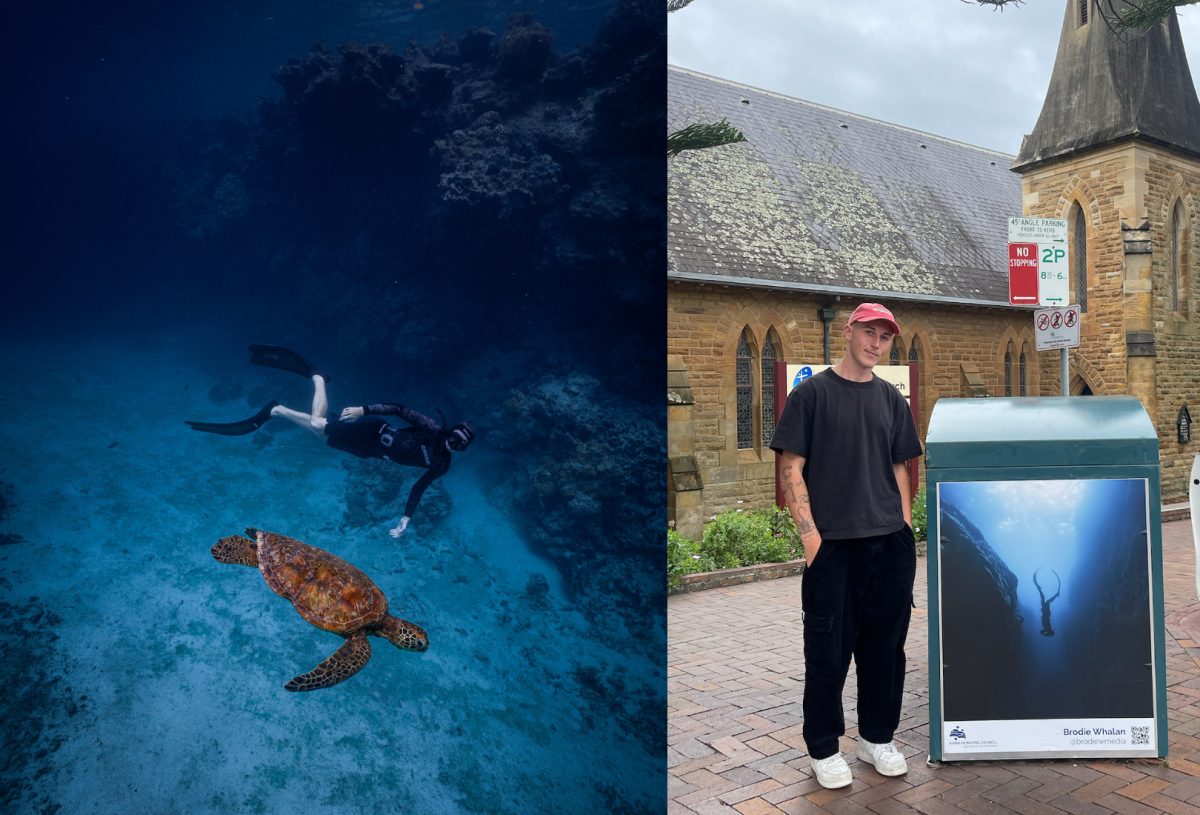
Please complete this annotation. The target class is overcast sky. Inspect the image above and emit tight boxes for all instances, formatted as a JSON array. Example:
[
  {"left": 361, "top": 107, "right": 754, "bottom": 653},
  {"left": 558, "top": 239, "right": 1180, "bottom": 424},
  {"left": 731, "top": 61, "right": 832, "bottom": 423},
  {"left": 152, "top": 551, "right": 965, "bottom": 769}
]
[{"left": 668, "top": 0, "right": 1200, "bottom": 155}]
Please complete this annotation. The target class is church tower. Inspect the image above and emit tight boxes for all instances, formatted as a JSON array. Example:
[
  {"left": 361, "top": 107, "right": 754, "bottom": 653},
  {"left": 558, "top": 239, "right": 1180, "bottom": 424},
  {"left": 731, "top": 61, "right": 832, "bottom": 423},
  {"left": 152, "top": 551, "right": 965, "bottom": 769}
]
[{"left": 1012, "top": 0, "right": 1200, "bottom": 496}]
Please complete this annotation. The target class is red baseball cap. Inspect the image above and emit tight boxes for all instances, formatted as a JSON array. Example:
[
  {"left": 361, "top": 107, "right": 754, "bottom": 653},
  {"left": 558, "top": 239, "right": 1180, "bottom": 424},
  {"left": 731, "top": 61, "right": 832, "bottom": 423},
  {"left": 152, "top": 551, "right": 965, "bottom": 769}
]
[{"left": 846, "top": 303, "right": 901, "bottom": 336}]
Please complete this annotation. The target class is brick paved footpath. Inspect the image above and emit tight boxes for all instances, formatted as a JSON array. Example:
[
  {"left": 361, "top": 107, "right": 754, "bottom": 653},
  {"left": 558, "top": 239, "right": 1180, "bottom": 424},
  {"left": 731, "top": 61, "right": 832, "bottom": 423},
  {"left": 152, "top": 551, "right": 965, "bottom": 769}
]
[{"left": 668, "top": 519, "right": 1200, "bottom": 815}]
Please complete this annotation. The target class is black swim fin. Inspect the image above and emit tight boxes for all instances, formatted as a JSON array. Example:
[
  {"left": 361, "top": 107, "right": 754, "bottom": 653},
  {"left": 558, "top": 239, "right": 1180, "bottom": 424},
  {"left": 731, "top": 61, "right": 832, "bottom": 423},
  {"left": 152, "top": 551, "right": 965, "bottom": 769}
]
[
  {"left": 186, "top": 401, "right": 279, "bottom": 436},
  {"left": 249, "top": 344, "right": 328, "bottom": 382}
]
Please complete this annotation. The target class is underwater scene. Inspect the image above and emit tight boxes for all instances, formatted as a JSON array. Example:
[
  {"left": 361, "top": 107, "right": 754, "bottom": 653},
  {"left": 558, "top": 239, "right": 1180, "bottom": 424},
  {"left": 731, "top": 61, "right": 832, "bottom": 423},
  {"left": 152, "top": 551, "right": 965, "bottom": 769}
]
[
  {"left": 937, "top": 478, "right": 1154, "bottom": 723},
  {"left": 3, "top": 1, "right": 665, "bottom": 813}
]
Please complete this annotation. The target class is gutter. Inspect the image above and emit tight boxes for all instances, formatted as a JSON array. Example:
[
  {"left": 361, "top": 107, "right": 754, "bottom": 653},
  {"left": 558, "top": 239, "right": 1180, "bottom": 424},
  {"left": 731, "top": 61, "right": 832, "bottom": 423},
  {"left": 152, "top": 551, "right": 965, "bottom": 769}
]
[{"left": 667, "top": 270, "right": 1038, "bottom": 312}]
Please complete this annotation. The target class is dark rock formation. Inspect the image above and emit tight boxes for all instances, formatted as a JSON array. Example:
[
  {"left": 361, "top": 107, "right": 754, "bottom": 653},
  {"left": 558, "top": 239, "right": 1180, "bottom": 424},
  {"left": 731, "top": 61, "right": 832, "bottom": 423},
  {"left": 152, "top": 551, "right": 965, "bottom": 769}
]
[
  {"left": 523, "top": 573, "right": 550, "bottom": 605},
  {"left": 486, "top": 374, "right": 664, "bottom": 641},
  {"left": 144, "top": 2, "right": 664, "bottom": 394},
  {"left": 939, "top": 500, "right": 1024, "bottom": 720},
  {"left": 1063, "top": 480, "right": 1154, "bottom": 717},
  {"left": 0, "top": 480, "right": 23, "bottom": 546},
  {"left": 495, "top": 14, "right": 553, "bottom": 83}
]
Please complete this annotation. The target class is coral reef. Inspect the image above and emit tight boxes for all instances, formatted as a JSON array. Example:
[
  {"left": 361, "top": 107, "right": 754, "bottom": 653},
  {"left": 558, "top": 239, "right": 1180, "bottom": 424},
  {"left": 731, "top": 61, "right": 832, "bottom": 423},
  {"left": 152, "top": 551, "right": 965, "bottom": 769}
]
[
  {"left": 486, "top": 374, "right": 665, "bottom": 642},
  {"left": 150, "top": 2, "right": 663, "bottom": 391},
  {"left": 433, "top": 111, "right": 567, "bottom": 215},
  {"left": 523, "top": 572, "right": 550, "bottom": 605}
]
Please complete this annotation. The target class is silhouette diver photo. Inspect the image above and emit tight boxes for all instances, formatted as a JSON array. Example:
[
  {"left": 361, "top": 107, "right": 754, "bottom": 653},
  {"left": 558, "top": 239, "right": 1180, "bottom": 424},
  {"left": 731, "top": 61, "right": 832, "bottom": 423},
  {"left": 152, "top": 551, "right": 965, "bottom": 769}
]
[
  {"left": 187, "top": 345, "right": 474, "bottom": 538},
  {"left": 1034, "top": 567, "right": 1061, "bottom": 637}
]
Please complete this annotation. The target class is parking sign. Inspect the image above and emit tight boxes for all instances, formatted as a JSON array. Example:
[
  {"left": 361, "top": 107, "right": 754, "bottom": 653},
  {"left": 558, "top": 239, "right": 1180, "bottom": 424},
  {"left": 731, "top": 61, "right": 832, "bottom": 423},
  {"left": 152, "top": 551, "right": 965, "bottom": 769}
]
[{"left": 1009, "top": 217, "right": 1069, "bottom": 307}]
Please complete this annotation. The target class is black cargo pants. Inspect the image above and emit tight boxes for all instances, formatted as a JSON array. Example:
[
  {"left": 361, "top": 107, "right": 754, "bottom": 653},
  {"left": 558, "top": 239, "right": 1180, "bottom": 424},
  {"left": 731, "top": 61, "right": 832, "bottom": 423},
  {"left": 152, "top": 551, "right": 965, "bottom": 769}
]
[{"left": 800, "top": 525, "right": 917, "bottom": 759}]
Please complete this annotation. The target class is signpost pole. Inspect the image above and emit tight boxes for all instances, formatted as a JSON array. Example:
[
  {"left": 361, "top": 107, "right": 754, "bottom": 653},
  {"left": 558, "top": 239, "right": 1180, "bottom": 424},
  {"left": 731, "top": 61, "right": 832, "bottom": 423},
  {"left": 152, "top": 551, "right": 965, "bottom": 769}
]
[{"left": 1061, "top": 347, "right": 1069, "bottom": 397}]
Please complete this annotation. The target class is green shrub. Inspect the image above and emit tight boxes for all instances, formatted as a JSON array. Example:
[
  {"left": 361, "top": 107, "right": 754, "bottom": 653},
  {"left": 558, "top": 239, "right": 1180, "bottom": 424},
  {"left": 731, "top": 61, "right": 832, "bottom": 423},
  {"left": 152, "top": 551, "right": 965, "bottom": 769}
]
[
  {"left": 912, "top": 485, "right": 928, "bottom": 542},
  {"left": 733, "top": 506, "right": 803, "bottom": 565},
  {"left": 701, "top": 509, "right": 772, "bottom": 569},
  {"left": 667, "top": 528, "right": 717, "bottom": 590},
  {"left": 668, "top": 507, "right": 804, "bottom": 591}
]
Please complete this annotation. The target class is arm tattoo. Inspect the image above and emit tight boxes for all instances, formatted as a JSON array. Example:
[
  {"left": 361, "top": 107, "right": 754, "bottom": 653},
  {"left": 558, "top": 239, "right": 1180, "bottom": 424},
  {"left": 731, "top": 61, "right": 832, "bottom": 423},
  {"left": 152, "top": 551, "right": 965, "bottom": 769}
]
[{"left": 780, "top": 455, "right": 817, "bottom": 536}]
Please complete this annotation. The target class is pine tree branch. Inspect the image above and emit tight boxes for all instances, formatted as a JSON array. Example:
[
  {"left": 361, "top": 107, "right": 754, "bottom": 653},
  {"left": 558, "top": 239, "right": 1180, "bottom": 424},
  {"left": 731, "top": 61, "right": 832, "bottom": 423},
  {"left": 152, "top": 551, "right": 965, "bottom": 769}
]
[
  {"left": 1100, "top": 0, "right": 1197, "bottom": 32},
  {"left": 667, "top": 120, "right": 747, "bottom": 157}
]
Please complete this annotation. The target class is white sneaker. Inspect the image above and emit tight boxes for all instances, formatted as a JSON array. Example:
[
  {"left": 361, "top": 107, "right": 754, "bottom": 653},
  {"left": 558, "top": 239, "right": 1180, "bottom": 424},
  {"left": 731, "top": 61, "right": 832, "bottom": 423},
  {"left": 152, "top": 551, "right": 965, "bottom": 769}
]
[
  {"left": 810, "top": 753, "right": 852, "bottom": 789},
  {"left": 856, "top": 739, "right": 908, "bottom": 777}
]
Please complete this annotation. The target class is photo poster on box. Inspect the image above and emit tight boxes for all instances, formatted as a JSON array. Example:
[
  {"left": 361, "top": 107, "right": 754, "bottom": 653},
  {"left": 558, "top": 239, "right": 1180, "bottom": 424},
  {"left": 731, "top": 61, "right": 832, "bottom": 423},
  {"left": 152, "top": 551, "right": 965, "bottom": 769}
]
[{"left": 935, "top": 477, "right": 1158, "bottom": 759}]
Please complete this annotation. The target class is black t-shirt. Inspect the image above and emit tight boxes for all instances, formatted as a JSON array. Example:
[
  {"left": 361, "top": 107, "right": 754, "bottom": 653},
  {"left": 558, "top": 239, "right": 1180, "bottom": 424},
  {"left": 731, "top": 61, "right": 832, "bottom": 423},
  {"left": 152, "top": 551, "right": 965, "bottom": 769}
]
[{"left": 769, "top": 368, "right": 923, "bottom": 541}]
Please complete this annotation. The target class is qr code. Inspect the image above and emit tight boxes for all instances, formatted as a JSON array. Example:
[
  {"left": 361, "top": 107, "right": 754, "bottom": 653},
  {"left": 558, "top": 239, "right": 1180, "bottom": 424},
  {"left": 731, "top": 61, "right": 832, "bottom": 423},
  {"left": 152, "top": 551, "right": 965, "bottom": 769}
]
[{"left": 1132, "top": 726, "right": 1150, "bottom": 746}]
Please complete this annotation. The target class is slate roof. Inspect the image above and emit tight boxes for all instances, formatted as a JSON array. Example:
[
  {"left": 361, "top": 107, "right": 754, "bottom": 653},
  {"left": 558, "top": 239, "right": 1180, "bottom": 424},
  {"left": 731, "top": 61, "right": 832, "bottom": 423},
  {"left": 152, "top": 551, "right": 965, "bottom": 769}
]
[
  {"left": 668, "top": 66, "right": 1025, "bottom": 308},
  {"left": 1013, "top": 2, "right": 1200, "bottom": 170}
]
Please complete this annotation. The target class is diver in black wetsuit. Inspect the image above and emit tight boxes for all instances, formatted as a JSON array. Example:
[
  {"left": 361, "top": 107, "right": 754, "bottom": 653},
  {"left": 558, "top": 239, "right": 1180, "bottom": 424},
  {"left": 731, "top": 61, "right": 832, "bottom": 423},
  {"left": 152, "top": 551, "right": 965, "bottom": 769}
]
[
  {"left": 186, "top": 345, "right": 474, "bottom": 538},
  {"left": 325, "top": 403, "right": 473, "bottom": 537},
  {"left": 1034, "top": 568, "right": 1061, "bottom": 638}
]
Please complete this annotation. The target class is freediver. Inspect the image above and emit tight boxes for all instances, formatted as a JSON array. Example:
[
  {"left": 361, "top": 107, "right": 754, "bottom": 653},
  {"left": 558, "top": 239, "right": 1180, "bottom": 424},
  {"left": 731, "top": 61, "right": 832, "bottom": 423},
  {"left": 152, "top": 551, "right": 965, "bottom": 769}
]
[
  {"left": 1033, "top": 568, "right": 1061, "bottom": 637},
  {"left": 186, "top": 345, "right": 474, "bottom": 539}
]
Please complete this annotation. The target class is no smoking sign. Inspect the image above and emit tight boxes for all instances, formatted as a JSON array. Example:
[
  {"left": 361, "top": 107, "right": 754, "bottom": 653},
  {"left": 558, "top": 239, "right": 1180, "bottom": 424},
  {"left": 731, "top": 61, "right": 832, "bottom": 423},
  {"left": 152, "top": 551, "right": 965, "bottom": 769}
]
[{"left": 1035, "top": 304, "right": 1081, "bottom": 351}]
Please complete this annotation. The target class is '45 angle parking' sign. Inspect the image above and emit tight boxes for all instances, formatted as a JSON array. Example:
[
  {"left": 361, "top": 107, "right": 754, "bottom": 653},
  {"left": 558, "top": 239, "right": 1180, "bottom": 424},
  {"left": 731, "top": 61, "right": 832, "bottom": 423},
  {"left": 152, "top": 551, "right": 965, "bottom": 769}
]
[{"left": 1008, "top": 217, "right": 1069, "bottom": 306}]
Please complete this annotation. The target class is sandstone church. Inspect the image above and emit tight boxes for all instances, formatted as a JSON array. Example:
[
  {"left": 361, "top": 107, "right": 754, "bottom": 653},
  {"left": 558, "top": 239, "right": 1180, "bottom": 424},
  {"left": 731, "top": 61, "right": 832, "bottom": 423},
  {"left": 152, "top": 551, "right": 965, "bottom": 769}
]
[{"left": 667, "top": 1, "right": 1200, "bottom": 540}]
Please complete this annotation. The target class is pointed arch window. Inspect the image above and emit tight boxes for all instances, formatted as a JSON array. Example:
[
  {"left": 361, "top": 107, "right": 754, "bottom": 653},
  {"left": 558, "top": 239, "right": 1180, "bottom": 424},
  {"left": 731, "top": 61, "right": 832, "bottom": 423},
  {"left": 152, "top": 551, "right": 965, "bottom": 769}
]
[
  {"left": 736, "top": 330, "right": 754, "bottom": 449},
  {"left": 735, "top": 326, "right": 784, "bottom": 452},
  {"left": 1019, "top": 347, "right": 1028, "bottom": 396},
  {"left": 1171, "top": 200, "right": 1188, "bottom": 315},
  {"left": 1004, "top": 346, "right": 1013, "bottom": 397},
  {"left": 761, "top": 334, "right": 778, "bottom": 447},
  {"left": 1070, "top": 202, "right": 1088, "bottom": 313},
  {"left": 905, "top": 341, "right": 922, "bottom": 437},
  {"left": 890, "top": 343, "right": 900, "bottom": 364}
]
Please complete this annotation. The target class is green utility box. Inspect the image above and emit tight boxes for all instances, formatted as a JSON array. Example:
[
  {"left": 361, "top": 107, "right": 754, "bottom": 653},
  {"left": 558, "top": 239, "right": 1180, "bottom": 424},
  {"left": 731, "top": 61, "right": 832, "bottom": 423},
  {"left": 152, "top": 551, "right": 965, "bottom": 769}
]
[{"left": 925, "top": 396, "right": 1166, "bottom": 761}]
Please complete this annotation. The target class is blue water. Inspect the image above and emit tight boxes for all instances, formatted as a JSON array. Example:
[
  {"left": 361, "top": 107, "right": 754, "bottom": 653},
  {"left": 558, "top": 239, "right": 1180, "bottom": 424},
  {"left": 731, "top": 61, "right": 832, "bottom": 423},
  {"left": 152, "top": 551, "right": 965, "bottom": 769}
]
[{"left": 2, "top": 2, "right": 665, "bottom": 812}]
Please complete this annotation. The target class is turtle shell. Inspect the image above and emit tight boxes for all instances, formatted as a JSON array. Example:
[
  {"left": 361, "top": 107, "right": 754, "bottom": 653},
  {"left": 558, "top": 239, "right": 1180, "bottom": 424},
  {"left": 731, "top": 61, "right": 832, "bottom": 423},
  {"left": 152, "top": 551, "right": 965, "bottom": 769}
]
[{"left": 255, "top": 531, "right": 388, "bottom": 633}]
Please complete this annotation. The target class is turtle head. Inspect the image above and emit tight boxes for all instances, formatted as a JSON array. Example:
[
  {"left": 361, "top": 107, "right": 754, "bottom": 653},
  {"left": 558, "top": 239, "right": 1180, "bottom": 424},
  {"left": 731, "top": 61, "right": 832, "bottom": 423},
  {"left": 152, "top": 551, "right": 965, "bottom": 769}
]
[{"left": 382, "top": 616, "right": 429, "bottom": 652}]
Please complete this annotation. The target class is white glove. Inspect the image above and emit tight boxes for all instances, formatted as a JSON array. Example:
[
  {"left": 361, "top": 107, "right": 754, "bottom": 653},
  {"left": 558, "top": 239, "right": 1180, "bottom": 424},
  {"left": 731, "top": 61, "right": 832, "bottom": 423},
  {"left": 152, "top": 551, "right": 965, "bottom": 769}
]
[
  {"left": 340, "top": 406, "right": 365, "bottom": 422},
  {"left": 389, "top": 516, "right": 410, "bottom": 538}
]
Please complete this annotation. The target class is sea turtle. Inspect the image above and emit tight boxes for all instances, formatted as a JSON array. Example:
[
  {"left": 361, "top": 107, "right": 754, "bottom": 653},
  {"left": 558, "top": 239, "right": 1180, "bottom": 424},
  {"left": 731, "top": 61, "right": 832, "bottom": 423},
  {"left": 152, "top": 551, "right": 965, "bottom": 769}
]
[{"left": 212, "top": 528, "right": 428, "bottom": 691}]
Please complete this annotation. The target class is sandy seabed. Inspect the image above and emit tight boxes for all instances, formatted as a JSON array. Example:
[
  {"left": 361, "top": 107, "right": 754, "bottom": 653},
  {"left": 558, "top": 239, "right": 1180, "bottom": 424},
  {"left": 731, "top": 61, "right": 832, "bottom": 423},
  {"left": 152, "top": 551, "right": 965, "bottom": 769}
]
[{"left": 0, "top": 333, "right": 659, "bottom": 814}]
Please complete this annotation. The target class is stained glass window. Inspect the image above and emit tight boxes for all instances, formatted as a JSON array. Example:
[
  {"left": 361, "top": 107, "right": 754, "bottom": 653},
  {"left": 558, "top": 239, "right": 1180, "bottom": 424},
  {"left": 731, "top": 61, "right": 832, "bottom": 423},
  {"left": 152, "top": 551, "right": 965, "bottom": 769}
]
[
  {"left": 1019, "top": 350, "right": 1027, "bottom": 396},
  {"left": 1004, "top": 348, "right": 1012, "bottom": 397},
  {"left": 736, "top": 330, "right": 753, "bottom": 449},
  {"left": 890, "top": 343, "right": 900, "bottom": 364},
  {"left": 907, "top": 342, "right": 920, "bottom": 435},
  {"left": 1171, "top": 201, "right": 1184, "bottom": 313},
  {"left": 1073, "top": 203, "right": 1088, "bottom": 312},
  {"left": 761, "top": 335, "right": 777, "bottom": 447}
]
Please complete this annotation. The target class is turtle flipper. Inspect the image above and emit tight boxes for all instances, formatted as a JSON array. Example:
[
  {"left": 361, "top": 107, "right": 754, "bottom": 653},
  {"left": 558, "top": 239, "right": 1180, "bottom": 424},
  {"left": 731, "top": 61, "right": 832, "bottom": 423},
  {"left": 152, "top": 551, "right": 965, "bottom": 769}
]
[
  {"left": 212, "top": 535, "right": 258, "bottom": 566},
  {"left": 285, "top": 632, "right": 372, "bottom": 692}
]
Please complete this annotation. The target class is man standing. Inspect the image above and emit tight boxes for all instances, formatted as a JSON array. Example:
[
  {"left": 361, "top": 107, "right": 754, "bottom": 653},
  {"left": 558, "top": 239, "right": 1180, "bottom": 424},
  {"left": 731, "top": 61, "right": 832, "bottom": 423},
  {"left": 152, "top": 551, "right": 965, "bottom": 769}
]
[{"left": 769, "top": 303, "right": 923, "bottom": 789}]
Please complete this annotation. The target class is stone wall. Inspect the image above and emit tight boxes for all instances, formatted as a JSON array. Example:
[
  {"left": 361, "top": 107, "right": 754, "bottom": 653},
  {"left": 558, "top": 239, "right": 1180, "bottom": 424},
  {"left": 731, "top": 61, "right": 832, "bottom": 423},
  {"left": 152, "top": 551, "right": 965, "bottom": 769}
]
[
  {"left": 1147, "top": 148, "right": 1200, "bottom": 499},
  {"left": 1020, "top": 142, "right": 1200, "bottom": 503},
  {"left": 667, "top": 283, "right": 1043, "bottom": 540}
]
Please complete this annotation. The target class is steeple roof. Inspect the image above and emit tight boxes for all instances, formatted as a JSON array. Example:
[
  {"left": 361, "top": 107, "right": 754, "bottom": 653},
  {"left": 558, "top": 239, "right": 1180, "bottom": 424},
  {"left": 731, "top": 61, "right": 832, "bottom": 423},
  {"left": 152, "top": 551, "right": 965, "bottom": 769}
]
[{"left": 1012, "top": 1, "right": 1200, "bottom": 170}]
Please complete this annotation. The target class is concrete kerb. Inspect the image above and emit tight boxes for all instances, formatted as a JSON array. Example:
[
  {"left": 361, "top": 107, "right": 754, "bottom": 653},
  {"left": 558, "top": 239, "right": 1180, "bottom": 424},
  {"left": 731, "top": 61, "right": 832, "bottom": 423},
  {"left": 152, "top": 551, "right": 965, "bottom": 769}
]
[{"left": 671, "top": 540, "right": 929, "bottom": 595}]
